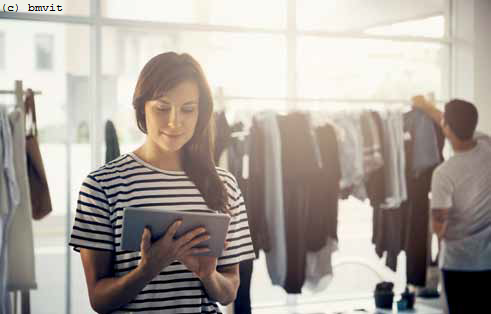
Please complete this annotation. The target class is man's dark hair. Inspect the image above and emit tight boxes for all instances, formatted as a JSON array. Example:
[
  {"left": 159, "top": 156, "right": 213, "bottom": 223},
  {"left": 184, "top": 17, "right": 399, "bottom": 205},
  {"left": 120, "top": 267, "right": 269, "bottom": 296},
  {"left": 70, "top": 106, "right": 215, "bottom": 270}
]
[{"left": 444, "top": 99, "right": 478, "bottom": 141}]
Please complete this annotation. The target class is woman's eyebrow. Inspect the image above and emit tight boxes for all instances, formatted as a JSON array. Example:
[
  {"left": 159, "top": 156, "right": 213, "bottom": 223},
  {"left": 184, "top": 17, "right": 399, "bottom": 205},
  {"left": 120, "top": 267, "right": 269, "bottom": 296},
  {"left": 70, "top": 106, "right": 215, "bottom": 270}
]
[
  {"left": 182, "top": 100, "right": 198, "bottom": 105},
  {"left": 155, "top": 98, "right": 171, "bottom": 104}
]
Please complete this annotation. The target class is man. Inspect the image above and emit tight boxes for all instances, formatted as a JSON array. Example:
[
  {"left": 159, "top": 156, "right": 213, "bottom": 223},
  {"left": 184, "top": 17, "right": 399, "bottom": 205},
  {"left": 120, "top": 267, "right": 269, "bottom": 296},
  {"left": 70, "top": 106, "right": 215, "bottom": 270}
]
[{"left": 412, "top": 96, "right": 491, "bottom": 313}]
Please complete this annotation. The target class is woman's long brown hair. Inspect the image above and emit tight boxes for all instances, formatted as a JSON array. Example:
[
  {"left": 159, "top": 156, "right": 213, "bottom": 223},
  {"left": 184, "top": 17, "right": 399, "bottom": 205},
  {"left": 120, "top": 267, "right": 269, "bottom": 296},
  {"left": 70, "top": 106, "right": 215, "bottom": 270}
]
[{"left": 132, "top": 52, "right": 228, "bottom": 213}]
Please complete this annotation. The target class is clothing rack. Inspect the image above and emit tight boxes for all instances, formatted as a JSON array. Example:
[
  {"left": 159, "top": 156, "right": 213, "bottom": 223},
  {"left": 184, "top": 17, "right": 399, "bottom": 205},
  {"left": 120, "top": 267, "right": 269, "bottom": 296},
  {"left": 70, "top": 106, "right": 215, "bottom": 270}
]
[
  {"left": 1, "top": 80, "right": 40, "bottom": 314},
  {"left": 216, "top": 89, "right": 399, "bottom": 309},
  {"left": 0, "top": 80, "right": 42, "bottom": 108}
]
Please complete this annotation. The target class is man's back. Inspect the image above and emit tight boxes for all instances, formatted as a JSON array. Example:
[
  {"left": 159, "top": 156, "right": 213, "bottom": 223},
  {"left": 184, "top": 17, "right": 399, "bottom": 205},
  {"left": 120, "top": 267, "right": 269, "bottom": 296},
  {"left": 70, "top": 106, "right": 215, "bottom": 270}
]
[{"left": 431, "top": 133, "right": 491, "bottom": 270}]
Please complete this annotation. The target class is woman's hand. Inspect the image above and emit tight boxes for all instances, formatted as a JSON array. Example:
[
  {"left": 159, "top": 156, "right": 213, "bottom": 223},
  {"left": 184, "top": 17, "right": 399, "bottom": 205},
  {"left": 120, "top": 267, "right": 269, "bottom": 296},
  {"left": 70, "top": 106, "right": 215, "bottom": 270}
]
[
  {"left": 178, "top": 241, "right": 228, "bottom": 279},
  {"left": 179, "top": 255, "right": 218, "bottom": 279},
  {"left": 138, "top": 221, "right": 211, "bottom": 280}
]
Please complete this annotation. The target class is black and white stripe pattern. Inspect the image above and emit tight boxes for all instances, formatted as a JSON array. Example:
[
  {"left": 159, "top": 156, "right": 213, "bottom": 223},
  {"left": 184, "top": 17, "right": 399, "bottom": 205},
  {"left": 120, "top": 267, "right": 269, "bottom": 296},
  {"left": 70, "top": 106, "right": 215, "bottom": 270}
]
[{"left": 69, "top": 153, "right": 256, "bottom": 313}]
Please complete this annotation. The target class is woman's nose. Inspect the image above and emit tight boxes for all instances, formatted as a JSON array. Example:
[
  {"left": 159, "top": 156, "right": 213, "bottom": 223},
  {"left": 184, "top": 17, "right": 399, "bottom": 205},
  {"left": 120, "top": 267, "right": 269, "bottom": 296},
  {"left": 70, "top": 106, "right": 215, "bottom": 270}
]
[{"left": 167, "top": 106, "right": 182, "bottom": 129}]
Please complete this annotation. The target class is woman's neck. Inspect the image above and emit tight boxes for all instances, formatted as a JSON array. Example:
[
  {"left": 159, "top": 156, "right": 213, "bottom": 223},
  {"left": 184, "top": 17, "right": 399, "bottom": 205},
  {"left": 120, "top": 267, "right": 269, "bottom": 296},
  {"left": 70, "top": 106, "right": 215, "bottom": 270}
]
[{"left": 134, "top": 141, "right": 183, "bottom": 171}]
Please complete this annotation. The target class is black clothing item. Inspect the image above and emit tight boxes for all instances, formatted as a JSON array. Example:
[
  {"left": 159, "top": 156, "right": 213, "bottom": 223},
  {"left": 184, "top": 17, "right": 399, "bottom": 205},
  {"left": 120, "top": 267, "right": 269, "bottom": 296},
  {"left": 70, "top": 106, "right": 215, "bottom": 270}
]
[
  {"left": 214, "top": 111, "right": 231, "bottom": 164},
  {"left": 442, "top": 269, "right": 491, "bottom": 314},
  {"left": 246, "top": 118, "right": 270, "bottom": 255},
  {"left": 277, "top": 112, "right": 320, "bottom": 294},
  {"left": 234, "top": 259, "right": 254, "bottom": 314},
  {"left": 373, "top": 205, "right": 405, "bottom": 272},
  {"left": 404, "top": 168, "right": 433, "bottom": 286},
  {"left": 308, "top": 123, "right": 341, "bottom": 245},
  {"left": 226, "top": 136, "right": 249, "bottom": 207},
  {"left": 227, "top": 136, "right": 255, "bottom": 314},
  {"left": 372, "top": 110, "right": 445, "bottom": 279},
  {"left": 368, "top": 111, "right": 396, "bottom": 267},
  {"left": 403, "top": 115, "right": 445, "bottom": 286},
  {"left": 105, "top": 120, "right": 120, "bottom": 163}
]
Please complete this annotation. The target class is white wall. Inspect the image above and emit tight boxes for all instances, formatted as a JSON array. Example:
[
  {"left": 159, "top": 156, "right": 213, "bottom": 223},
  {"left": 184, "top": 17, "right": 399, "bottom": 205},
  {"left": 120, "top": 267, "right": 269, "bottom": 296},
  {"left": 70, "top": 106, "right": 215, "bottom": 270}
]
[
  {"left": 474, "top": 0, "right": 491, "bottom": 134},
  {"left": 452, "top": 0, "right": 491, "bottom": 134}
]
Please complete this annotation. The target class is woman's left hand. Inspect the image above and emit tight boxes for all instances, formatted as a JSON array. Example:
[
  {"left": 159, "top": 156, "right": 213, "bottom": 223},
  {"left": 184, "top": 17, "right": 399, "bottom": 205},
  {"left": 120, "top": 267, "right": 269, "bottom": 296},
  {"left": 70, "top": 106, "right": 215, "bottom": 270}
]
[
  {"left": 179, "top": 255, "right": 218, "bottom": 279},
  {"left": 179, "top": 241, "right": 228, "bottom": 279}
]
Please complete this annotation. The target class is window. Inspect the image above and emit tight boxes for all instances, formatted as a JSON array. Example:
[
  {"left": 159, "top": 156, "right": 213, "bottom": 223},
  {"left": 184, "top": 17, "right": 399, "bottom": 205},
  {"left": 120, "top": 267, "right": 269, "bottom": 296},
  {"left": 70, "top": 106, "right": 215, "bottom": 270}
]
[
  {"left": 297, "top": 38, "right": 447, "bottom": 101},
  {"left": 35, "top": 34, "right": 54, "bottom": 71},
  {"left": 101, "top": 0, "right": 286, "bottom": 29}
]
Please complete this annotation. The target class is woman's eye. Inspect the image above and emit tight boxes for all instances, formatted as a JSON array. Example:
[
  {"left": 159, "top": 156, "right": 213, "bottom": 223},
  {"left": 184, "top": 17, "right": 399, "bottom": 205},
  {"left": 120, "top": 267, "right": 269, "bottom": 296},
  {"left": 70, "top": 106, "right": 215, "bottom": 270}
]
[
  {"left": 182, "top": 105, "right": 196, "bottom": 113},
  {"left": 155, "top": 104, "right": 171, "bottom": 111}
]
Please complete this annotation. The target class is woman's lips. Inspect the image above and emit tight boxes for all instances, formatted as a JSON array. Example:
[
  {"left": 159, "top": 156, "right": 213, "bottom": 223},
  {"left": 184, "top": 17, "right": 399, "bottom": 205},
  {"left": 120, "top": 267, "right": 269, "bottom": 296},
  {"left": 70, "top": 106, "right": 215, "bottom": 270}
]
[{"left": 162, "top": 132, "right": 183, "bottom": 138}]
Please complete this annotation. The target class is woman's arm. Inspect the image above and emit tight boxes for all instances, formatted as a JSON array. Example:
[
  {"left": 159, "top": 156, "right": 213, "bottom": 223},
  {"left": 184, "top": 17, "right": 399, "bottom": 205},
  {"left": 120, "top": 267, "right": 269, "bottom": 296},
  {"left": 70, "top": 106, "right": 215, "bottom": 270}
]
[
  {"left": 200, "top": 264, "right": 240, "bottom": 305},
  {"left": 80, "top": 222, "right": 210, "bottom": 313},
  {"left": 80, "top": 249, "right": 152, "bottom": 314}
]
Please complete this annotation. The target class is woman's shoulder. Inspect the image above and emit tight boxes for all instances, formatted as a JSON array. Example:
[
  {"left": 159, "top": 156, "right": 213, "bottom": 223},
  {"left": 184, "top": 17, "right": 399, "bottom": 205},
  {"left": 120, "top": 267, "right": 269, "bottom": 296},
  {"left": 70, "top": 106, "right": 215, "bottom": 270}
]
[
  {"left": 216, "top": 167, "right": 241, "bottom": 190},
  {"left": 85, "top": 154, "right": 136, "bottom": 182},
  {"left": 215, "top": 166, "right": 238, "bottom": 183}
]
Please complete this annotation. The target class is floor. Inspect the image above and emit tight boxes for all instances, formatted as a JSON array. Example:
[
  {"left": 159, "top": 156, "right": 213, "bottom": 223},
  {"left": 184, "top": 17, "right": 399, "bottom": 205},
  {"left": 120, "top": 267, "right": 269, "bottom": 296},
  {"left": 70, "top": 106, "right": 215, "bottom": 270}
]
[{"left": 252, "top": 297, "right": 444, "bottom": 314}]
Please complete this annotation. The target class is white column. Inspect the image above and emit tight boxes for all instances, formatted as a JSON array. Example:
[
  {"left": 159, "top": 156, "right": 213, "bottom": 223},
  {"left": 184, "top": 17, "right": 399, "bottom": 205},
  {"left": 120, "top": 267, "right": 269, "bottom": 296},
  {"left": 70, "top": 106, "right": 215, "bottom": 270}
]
[{"left": 473, "top": 0, "right": 491, "bottom": 134}]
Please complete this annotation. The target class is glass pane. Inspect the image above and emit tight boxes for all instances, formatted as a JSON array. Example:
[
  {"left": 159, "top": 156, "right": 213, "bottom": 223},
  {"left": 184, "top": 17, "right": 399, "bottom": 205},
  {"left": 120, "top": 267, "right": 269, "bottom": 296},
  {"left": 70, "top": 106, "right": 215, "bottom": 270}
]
[
  {"left": 298, "top": 37, "right": 448, "bottom": 101},
  {"left": 100, "top": 26, "right": 287, "bottom": 161},
  {"left": 35, "top": 34, "right": 54, "bottom": 70},
  {"left": 101, "top": 0, "right": 286, "bottom": 29},
  {"left": 0, "top": 20, "right": 91, "bottom": 314},
  {"left": 13, "top": 0, "right": 90, "bottom": 15},
  {"left": 296, "top": 0, "right": 446, "bottom": 35}
]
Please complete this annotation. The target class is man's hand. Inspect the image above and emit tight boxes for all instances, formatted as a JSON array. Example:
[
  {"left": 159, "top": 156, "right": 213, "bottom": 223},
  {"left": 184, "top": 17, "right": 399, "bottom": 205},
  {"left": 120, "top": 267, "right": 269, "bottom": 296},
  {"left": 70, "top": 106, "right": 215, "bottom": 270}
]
[
  {"left": 411, "top": 95, "right": 430, "bottom": 110},
  {"left": 411, "top": 95, "right": 443, "bottom": 125}
]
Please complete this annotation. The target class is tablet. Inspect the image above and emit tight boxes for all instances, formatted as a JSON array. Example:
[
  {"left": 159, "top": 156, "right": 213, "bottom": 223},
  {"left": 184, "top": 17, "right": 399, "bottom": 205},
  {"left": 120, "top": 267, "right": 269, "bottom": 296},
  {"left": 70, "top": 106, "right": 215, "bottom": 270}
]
[{"left": 120, "top": 207, "right": 231, "bottom": 256}]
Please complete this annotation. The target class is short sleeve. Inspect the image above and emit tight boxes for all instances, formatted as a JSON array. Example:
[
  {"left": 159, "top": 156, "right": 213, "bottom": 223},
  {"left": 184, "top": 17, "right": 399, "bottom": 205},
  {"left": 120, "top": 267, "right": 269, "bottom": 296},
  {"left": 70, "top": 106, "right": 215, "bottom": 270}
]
[
  {"left": 475, "top": 131, "right": 491, "bottom": 146},
  {"left": 430, "top": 168, "right": 453, "bottom": 209},
  {"left": 217, "top": 173, "right": 256, "bottom": 267},
  {"left": 69, "top": 175, "right": 114, "bottom": 252}
]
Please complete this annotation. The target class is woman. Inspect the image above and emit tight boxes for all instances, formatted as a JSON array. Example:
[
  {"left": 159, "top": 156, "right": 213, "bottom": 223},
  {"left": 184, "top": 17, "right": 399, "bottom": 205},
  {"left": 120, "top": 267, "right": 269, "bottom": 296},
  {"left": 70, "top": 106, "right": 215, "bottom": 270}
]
[{"left": 69, "top": 52, "right": 255, "bottom": 313}]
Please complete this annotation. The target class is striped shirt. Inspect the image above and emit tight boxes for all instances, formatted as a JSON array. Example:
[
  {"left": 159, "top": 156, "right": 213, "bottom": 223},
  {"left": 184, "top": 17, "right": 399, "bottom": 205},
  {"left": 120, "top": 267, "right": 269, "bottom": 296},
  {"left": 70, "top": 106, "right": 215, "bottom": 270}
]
[{"left": 69, "top": 153, "right": 256, "bottom": 313}]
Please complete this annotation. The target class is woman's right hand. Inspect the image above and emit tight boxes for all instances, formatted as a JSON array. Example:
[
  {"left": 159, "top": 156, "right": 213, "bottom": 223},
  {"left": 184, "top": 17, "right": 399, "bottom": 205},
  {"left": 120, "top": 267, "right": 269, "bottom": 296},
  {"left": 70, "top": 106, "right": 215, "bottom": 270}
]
[{"left": 138, "top": 221, "right": 210, "bottom": 279}]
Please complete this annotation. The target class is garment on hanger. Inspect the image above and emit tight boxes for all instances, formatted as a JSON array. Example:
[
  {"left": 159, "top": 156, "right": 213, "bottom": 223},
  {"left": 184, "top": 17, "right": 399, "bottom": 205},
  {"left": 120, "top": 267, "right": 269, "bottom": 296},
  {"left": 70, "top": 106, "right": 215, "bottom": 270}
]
[
  {"left": 25, "top": 90, "right": 52, "bottom": 220},
  {"left": 360, "top": 111, "right": 384, "bottom": 175},
  {"left": 303, "top": 236, "right": 337, "bottom": 293},
  {"left": 380, "top": 110, "right": 407, "bottom": 208},
  {"left": 214, "top": 111, "right": 232, "bottom": 164},
  {"left": 372, "top": 110, "right": 408, "bottom": 271},
  {"left": 367, "top": 111, "right": 387, "bottom": 209},
  {"left": 105, "top": 120, "right": 121, "bottom": 163},
  {"left": 0, "top": 107, "right": 19, "bottom": 215},
  {"left": 257, "top": 112, "right": 287, "bottom": 287},
  {"left": 224, "top": 133, "right": 254, "bottom": 314},
  {"left": 333, "top": 113, "right": 367, "bottom": 201},
  {"left": 7, "top": 106, "right": 37, "bottom": 291},
  {"left": 246, "top": 117, "right": 270, "bottom": 255},
  {"left": 404, "top": 108, "right": 442, "bottom": 177},
  {"left": 313, "top": 122, "right": 342, "bottom": 243},
  {"left": 0, "top": 105, "right": 20, "bottom": 314},
  {"left": 403, "top": 111, "right": 445, "bottom": 286},
  {"left": 234, "top": 258, "right": 253, "bottom": 314},
  {"left": 277, "top": 112, "right": 320, "bottom": 294}
]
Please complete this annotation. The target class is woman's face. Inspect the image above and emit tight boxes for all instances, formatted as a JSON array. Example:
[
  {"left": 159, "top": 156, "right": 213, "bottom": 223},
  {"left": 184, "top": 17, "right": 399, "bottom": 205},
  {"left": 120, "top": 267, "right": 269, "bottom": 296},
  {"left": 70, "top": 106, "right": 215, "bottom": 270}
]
[{"left": 144, "top": 80, "right": 200, "bottom": 153}]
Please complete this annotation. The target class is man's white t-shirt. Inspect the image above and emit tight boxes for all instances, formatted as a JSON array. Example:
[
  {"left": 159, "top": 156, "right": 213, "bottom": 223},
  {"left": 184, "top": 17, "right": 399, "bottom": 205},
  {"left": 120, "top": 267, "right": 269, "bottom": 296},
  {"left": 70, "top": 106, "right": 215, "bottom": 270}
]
[{"left": 430, "top": 132, "right": 491, "bottom": 271}]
